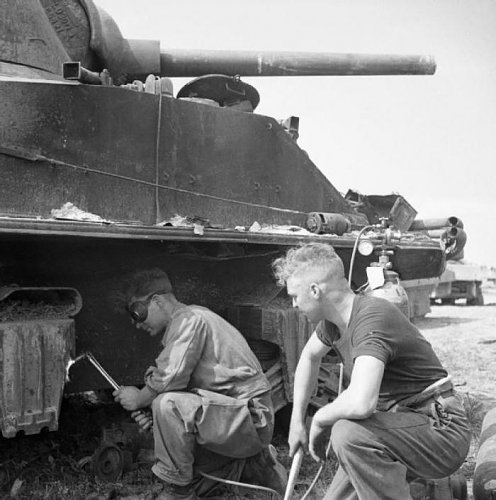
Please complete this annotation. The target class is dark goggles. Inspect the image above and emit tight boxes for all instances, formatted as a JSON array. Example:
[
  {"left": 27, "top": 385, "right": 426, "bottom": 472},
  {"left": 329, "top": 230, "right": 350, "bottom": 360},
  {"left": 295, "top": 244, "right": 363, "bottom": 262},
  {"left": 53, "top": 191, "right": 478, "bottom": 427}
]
[{"left": 126, "top": 289, "right": 169, "bottom": 323}]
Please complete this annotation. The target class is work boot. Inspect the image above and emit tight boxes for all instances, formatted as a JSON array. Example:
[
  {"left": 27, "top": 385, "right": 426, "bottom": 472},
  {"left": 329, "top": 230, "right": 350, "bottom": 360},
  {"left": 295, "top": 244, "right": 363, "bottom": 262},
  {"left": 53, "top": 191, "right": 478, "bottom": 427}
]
[
  {"left": 155, "top": 481, "right": 198, "bottom": 500},
  {"left": 241, "top": 444, "right": 288, "bottom": 496}
]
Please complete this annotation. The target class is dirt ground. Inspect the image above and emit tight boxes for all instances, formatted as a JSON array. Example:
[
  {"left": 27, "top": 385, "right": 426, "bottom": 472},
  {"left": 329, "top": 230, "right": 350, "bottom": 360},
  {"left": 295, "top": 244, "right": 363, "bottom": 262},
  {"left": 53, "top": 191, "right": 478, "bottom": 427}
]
[
  {"left": 413, "top": 284, "right": 496, "bottom": 500},
  {"left": 1, "top": 286, "right": 495, "bottom": 499},
  {"left": 416, "top": 285, "right": 496, "bottom": 411}
]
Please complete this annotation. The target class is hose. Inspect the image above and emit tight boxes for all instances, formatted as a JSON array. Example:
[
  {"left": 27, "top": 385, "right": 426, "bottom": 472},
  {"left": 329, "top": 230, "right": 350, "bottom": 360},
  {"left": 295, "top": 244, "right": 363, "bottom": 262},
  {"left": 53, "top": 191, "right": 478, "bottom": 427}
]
[{"left": 198, "top": 471, "right": 280, "bottom": 498}]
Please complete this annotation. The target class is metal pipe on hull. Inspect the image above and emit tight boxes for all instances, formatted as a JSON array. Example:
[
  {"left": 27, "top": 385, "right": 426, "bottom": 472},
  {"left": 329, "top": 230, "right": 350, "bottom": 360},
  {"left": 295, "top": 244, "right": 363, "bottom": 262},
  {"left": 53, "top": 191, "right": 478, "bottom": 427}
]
[{"left": 410, "top": 217, "right": 463, "bottom": 231}]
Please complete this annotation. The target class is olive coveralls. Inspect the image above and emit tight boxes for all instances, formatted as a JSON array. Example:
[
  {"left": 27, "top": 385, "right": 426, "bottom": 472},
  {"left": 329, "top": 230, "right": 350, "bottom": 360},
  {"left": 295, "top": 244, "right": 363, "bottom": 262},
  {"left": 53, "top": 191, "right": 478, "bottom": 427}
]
[{"left": 145, "top": 305, "right": 273, "bottom": 495}]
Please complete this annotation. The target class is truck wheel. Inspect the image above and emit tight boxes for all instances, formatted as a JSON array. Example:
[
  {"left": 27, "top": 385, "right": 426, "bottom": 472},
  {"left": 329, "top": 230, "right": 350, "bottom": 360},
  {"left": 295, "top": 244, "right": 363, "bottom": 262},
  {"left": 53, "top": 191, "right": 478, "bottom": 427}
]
[{"left": 467, "top": 284, "right": 484, "bottom": 306}]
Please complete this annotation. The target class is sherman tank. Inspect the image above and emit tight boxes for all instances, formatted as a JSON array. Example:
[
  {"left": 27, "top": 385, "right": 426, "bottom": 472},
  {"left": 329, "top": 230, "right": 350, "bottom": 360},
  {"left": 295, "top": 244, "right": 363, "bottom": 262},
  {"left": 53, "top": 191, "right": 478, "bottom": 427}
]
[{"left": 0, "top": 0, "right": 447, "bottom": 439}]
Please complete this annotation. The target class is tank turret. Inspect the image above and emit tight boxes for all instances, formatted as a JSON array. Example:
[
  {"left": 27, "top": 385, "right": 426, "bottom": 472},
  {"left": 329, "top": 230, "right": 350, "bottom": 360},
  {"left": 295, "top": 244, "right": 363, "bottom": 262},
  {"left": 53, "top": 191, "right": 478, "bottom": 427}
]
[{"left": 2, "top": 0, "right": 435, "bottom": 83}]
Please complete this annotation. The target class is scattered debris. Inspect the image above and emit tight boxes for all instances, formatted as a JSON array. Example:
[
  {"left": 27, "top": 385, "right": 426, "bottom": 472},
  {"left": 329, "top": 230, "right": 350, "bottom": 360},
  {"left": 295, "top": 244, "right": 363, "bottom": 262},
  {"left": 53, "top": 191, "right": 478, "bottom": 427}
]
[
  {"left": 157, "top": 214, "right": 212, "bottom": 228},
  {"left": 9, "top": 478, "right": 23, "bottom": 498},
  {"left": 248, "top": 221, "right": 311, "bottom": 235},
  {"left": 51, "top": 203, "right": 109, "bottom": 223},
  {"left": 249, "top": 221, "right": 261, "bottom": 232},
  {"left": 158, "top": 216, "right": 314, "bottom": 236}
]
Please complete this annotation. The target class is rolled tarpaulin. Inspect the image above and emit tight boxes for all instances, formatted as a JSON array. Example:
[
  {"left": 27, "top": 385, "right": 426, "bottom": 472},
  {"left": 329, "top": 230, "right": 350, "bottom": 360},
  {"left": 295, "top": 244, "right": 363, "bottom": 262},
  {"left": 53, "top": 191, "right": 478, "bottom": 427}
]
[{"left": 473, "top": 407, "right": 496, "bottom": 499}]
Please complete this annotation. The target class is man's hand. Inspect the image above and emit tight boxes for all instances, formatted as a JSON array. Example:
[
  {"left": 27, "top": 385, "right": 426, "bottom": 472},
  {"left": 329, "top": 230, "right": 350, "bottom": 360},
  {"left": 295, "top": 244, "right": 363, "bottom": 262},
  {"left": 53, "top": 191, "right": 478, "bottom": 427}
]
[
  {"left": 131, "top": 410, "right": 153, "bottom": 432},
  {"left": 288, "top": 419, "right": 308, "bottom": 458},
  {"left": 113, "top": 386, "right": 142, "bottom": 411},
  {"left": 308, "top": 417, "right": 328, "bottom": 463}
]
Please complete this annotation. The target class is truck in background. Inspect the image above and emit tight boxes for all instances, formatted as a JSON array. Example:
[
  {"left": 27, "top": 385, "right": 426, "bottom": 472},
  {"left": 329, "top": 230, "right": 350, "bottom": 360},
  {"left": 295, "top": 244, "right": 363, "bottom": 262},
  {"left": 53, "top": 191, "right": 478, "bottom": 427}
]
[{"left": 431, "top": 260, "right": 486, "bottom": 306}]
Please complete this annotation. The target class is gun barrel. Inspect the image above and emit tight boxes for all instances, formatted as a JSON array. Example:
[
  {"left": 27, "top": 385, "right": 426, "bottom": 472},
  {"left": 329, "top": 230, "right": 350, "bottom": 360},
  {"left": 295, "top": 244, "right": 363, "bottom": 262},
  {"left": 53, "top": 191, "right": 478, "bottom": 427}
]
[
  {"left": 159, "top": 49, "right": 436, "bottom": 77},
  {"left": 9, "top": 2, "right": 436, "bottom": 81}
]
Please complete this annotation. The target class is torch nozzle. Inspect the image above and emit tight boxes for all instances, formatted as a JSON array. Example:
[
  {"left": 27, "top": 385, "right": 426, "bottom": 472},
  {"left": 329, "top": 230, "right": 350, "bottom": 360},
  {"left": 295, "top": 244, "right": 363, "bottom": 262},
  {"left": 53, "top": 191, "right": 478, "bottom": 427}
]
[{"left": 84, "top": 352, "right": 121, "bottom": 391}]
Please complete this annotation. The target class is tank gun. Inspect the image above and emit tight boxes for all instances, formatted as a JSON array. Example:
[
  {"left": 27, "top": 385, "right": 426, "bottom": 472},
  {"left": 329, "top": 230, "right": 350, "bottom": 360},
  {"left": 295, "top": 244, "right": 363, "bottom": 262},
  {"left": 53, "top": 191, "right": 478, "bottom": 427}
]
[
  {"left": 156, "top": 49, "right": 436, "bottom": 78},
  {"left": 2, "top": 0, "right": 435, "bottom": 83}
]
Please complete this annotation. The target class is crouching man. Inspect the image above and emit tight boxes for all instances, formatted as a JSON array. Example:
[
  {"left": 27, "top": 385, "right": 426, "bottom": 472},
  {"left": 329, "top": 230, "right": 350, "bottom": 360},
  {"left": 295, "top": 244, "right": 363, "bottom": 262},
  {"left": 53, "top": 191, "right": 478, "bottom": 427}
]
[
  {"left": 113, "top": 268, "right": 287, "bottom": 499},
  {"left": 273, "top": 242, "right": 471, "bottom": 500}
]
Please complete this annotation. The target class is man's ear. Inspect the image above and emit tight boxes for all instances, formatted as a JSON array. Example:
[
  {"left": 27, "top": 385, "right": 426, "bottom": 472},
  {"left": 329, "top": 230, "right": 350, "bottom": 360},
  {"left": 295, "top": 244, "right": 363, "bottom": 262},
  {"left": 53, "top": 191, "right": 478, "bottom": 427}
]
[
  {"left": 310, "top": 283, "right": 321, "bottom": 298},
  {"left": 151, "top": 294, "right": 164, "bottom": 307}
]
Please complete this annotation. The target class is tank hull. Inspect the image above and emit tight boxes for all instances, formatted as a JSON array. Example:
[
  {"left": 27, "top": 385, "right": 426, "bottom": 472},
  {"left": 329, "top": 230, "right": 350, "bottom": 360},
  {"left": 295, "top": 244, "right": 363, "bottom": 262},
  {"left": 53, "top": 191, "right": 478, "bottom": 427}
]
[
  {"left": 0, "top": 77, "right": 355, "bottom": 228},
  {"left": 0, "top": 76, "right": 445, "bottom": 395}
]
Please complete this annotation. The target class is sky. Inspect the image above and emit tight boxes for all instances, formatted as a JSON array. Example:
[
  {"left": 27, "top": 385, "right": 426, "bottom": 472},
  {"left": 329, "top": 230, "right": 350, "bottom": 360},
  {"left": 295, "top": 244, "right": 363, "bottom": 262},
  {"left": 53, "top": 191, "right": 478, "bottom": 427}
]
[{"left": 96, "top": 0, "right": 496, "bottom": 267}]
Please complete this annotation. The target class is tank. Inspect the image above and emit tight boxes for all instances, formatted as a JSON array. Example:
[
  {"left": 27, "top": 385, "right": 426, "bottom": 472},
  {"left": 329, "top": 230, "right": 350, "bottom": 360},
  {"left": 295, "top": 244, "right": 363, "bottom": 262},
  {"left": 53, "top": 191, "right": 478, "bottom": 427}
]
[{"left": 0, "top": 0, "right": 446, "bottom": 437}]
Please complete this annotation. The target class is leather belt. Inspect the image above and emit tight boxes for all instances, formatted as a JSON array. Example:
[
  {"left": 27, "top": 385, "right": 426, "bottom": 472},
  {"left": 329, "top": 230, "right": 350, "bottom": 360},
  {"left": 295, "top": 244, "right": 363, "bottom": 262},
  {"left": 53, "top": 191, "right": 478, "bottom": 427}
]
[{"left": 387, "top": 376, "right": 454, "bottom": 412}]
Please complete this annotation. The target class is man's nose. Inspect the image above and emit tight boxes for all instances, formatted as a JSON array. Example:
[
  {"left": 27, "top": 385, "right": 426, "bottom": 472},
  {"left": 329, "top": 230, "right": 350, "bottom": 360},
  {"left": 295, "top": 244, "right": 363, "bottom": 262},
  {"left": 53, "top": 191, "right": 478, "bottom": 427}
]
[{"left": 292, "top": 297, "right": 297, "bottom": 308}]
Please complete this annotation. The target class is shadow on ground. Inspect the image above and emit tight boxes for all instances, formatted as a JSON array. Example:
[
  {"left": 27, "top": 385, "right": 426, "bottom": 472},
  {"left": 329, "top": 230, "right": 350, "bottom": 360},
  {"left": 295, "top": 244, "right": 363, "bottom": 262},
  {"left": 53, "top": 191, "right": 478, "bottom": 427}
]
[{"left": 413, "top": 316, "right": 476, "bottom": 330}]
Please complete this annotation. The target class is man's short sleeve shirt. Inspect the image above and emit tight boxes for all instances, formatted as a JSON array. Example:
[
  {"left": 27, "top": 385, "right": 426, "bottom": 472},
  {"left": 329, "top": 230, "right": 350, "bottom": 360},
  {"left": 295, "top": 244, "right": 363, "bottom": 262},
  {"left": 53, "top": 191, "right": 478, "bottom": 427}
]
[{"left": 316, "top": 294, "right": 447, "bottom": 410}]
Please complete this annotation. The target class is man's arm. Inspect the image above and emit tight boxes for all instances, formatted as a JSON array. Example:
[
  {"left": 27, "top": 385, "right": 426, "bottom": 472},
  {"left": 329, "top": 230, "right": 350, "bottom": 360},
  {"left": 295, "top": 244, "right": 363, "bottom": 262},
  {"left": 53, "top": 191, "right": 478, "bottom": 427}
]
[
  {"left": 288, "top": 331, "right": 331, "bottom": 457},
  {"left": 146, "top": 313, "right": 206, "bottom": 393},
  {"left": 308, "top": 354, "right": 384, "bottom": 461},
  {"left": 113, "top": 384, "right": 157, "bottom": 411},
  {"left": 114, "top": 314, "right": 206, "bottom": 412}
]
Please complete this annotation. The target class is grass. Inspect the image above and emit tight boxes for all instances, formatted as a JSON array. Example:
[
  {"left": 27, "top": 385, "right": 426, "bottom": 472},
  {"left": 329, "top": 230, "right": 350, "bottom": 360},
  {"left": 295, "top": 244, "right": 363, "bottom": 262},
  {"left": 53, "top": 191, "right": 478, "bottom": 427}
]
[
  {"left": 0, "top": 394, "right": 339, "bottom": 500},
  {"left": 0, "top": 393, "right": 487, "bottom": 499}
]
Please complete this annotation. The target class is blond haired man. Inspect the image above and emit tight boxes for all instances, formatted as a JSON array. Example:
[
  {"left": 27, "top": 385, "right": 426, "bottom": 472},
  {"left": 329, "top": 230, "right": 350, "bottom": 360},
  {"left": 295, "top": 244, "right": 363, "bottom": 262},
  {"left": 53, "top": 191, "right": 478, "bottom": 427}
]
[{"left": 273, "top": 242, "right": 470, "bottom": 500}]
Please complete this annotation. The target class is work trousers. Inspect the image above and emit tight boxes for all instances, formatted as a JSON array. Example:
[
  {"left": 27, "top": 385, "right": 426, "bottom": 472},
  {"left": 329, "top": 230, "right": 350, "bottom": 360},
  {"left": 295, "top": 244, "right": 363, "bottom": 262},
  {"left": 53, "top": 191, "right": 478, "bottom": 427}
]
[
  {"left": 323, "top": 393, "right": 471, "bottom": 500},
  {"left": 150, "top": 388, "right": 273, "bottom": 495}
]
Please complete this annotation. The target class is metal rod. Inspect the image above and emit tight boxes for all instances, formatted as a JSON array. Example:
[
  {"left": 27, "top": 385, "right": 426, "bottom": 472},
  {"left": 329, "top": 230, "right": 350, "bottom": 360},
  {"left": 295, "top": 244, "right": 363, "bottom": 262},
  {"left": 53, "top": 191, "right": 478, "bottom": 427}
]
[
  {"left": 85, "top": 352, "right": 120, "bottom": 390},
  {"left": 284, "top": 447, "right": 304, "bottom": 500},
  {"left": 338, "top": 362, "right": 344, "bottom": 394},
  {"left": 83, "top": 352, "right": 151, "bottom": 433},
  {"left": 300, "top": 363, "right": 345, "bottom": 500}
]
